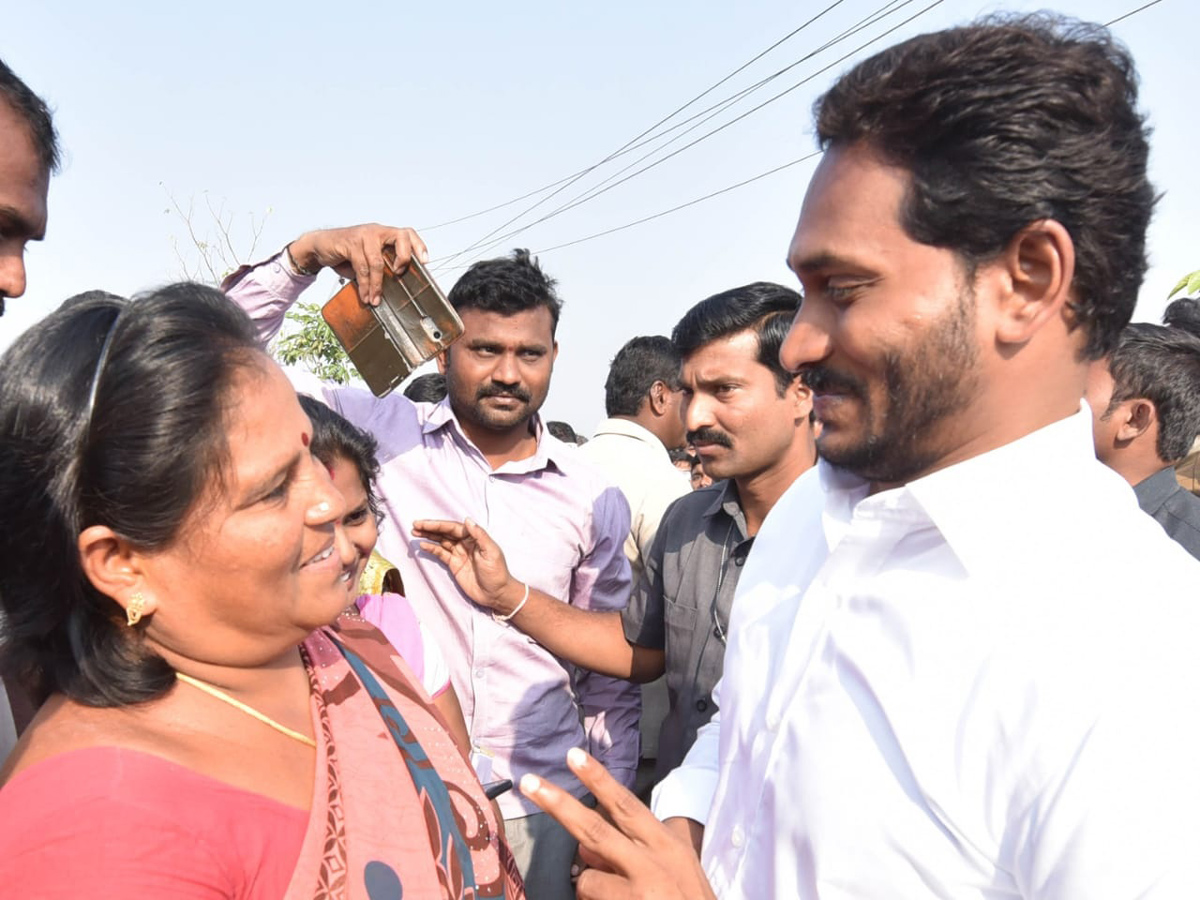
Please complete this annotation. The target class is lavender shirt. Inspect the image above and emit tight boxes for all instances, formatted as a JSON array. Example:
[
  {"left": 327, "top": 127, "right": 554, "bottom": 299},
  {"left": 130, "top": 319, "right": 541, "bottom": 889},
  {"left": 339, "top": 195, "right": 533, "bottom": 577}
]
[{"left": 225, "top": 256, "right": 639, "bottom": 815}]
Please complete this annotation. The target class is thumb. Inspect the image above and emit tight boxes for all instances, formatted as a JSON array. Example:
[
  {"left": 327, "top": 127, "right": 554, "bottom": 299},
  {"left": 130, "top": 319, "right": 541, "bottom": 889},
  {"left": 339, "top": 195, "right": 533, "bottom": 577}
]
[{"left": 464, "top": 517, "right": 494, "bottom": 555}]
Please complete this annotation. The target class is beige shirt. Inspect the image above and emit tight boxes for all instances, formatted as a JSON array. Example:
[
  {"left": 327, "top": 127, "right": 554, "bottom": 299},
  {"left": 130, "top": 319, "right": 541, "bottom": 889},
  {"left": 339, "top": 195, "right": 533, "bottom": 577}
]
[{"left": 579, "top": 418, "right": 690, "bottom": 585}]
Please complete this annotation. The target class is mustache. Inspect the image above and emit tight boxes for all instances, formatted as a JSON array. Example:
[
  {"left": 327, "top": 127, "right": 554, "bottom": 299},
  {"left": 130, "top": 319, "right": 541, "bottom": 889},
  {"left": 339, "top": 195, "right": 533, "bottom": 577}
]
[
  {"left": 687, "top": 427, "right": 733, "bottom": 449},
  {"left": 801, "top": 365, "right": 866, "bottom": 398},
  {"left": 476, "top": 384, "right": 532, "bottom": 403}
]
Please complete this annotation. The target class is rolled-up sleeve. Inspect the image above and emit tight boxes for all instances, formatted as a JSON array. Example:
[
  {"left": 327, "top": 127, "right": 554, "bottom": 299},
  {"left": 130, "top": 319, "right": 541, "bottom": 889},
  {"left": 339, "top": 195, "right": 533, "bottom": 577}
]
[{"left": 572, "top": 485, "right": 639, "bottom": 787}]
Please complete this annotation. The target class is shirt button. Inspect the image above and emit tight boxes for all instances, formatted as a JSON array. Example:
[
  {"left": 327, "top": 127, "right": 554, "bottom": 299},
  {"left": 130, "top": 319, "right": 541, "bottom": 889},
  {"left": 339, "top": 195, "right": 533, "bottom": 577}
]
[
  {"left": 695, "top": 698, "right": 708, "bottom": 712},
  {"left": 475, "top": 669, "right": 485, "bottom": 678},
  {"left": 766, "top": 711, "right": 780, "bottom": 731},
  {"left": 731, "top": 825, "right": 745, "bottom": 848}
]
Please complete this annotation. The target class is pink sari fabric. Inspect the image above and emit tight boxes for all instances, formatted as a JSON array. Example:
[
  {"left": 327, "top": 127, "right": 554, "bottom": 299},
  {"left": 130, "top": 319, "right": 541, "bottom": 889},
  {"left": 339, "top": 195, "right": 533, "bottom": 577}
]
[{"left": 285, "top": 620, "right": 524, "bottom": 900}]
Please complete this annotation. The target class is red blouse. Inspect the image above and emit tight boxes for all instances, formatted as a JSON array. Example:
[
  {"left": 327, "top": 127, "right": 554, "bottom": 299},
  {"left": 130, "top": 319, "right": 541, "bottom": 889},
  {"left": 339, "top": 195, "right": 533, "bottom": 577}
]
[{"left": 0, "top": 746, "right": 308, "bottom": 898}]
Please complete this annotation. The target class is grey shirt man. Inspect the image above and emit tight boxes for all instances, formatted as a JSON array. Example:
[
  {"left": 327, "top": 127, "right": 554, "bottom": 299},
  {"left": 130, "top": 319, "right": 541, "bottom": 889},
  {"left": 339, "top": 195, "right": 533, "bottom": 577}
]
[
  {"left": 1135, "top": 465, "right": 1200, "bottom": 561},
  {"left": 622, "top": 480, "right": 753, "bottom": 778}
]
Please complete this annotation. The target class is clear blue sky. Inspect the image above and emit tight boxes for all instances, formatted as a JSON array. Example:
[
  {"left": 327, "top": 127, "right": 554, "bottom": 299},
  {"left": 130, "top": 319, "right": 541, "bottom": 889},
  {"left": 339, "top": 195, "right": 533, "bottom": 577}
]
[{"left": 2, "top": 0, "right": 1192, "bottom": 429}]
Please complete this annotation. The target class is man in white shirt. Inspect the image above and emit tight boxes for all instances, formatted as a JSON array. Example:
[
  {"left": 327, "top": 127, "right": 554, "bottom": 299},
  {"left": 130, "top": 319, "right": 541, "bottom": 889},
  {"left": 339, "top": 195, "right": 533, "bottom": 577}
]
[
  {"left": 579, "top": 335, "right": 689, "bottom": 785},
  {"left": 579, "top": 335, "right": 689, "bottom": 586},
  {"left": 516, "top": 14, "right": 1200, "bottom": 900}
]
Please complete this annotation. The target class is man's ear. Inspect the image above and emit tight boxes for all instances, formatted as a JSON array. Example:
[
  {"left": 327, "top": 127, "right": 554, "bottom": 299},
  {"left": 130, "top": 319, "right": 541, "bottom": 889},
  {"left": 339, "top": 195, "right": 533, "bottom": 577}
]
[
  {"left": 991, "top": 219, "right": 1076, "bottom": 346},
  {"left": 791, "top": 375, "right": 814, "bottom": 421},
  {"left": 436, "top": 348, "right": 449, "bottom": 374},
  {"left": 77, "top": 525, "right": 158, "bottom": 622},
  {"left": 648, "top": 381, "right": 669, "bottom": 416},
  {"left": 1116, "top": 397, "right": 1157, "bottom": 442}
]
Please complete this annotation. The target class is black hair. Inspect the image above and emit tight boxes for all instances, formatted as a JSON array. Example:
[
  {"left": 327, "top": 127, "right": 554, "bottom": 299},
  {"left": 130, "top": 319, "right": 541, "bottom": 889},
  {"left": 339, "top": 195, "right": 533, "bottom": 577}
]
[
  {"left": 604, "top": 335, "right": 682, "bottom": 417},
  {"left": 447, "top": 248, "right": 563, "bottom": 335},
  {"left": 0, "top": 284, "right": 261, "bottom": 707},
  {"left": 813, "top": 14, "right": 1153, "bottom": 360},
  {"left": 298, "top": 394, "right": 383, "bottom": 524},
  {"left": 671, "top": 282, "right": 802, "bottom": 394},
  {"left": 1163, "top": 296, "right": 1200, "bottom": 338},
  {"left": 0, "top": 57, "right": 60, "bottom": 174},
  {"left": 403, "top": 371, "right": 447, "bottom": 404},
  {"left": 668, "top": 447, "right": 697, "bottom": 466},
  {"left": 1105, "top": 321, "right": 1200, "bottom": 464},
  {"left": 546, "top": 420, "right": 582, "bottom": 444}
]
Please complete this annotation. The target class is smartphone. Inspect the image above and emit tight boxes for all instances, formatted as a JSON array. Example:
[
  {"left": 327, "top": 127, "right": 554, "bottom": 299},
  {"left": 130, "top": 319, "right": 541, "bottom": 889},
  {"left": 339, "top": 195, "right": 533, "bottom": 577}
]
[
  {"left": 321, "top": 256, "right": 463, "bottom": 397},
  {"left": 483, "top": 779, "right": 514, "bottom": 800}
]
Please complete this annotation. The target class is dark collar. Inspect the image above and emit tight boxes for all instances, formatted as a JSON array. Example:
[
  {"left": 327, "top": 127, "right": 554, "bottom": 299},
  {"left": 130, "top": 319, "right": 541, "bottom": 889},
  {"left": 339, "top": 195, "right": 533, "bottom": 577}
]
[{"left": 1134, "top": 466, "right": 1184, "bottom": 516}]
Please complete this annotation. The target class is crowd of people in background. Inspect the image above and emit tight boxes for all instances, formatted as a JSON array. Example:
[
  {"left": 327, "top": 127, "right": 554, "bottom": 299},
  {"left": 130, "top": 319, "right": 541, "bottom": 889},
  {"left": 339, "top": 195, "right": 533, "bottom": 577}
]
[{"left": 2, "top": 11, "right": 1200, "bottom": 900}]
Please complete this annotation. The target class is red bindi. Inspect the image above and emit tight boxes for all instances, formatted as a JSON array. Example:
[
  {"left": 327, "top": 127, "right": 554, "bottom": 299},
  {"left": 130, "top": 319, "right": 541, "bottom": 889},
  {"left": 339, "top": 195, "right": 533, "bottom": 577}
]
[{"left": 301, "top": 432, "right": 310, "bottom": 448}]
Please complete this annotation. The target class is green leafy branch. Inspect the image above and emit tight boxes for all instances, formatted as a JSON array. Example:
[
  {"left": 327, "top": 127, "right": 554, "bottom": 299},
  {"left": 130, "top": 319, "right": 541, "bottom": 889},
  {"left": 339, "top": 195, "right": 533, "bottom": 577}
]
[
  {"left": 1169, "top": 269, "right": 1200, "bottom": 300},
  {"left": 272, "top": 302, "right": 354, "bottom": 385}
]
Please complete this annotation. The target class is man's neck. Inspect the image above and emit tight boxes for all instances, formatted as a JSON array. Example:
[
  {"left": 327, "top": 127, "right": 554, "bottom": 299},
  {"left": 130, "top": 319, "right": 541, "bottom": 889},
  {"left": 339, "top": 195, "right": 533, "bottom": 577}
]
[
  {"left": 456, "top": 412, "right": 540, "bottom": 470},
  {"left": 1113, "top": 453, "right": 1170, "bottom": 490},
  {"left": 735, "top": 432, "right": 819, "bottom": 536}
]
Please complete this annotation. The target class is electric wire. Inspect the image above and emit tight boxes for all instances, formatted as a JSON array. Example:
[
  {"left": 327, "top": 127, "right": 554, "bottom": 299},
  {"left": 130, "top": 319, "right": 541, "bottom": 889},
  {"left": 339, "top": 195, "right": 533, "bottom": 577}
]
[
  {"left": 434, "top": 0, "right": 915, "bottom": 266},
  {"left": 433, "top": 0, "right": 946, "bottom": 271},
  {"left": 418, "top": 0, "right": 853, "bottom": 234},
  {"left": 434, "top": 0, "right": 1168, "bottom": 268}
]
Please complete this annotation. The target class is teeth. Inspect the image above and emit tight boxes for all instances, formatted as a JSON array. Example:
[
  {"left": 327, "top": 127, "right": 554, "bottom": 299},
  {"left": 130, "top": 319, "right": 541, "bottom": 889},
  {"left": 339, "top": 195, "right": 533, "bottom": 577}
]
[{"left": 306, "top": 546, "right": 334, "bottom": 566}]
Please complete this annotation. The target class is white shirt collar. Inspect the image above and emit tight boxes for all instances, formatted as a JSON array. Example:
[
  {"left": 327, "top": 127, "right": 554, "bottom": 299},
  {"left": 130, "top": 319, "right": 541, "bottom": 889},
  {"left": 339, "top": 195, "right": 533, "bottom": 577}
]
[
  {"left": 817, "top": 405, "right": 1110, "bottom": 580},
  {"left": 590, "top": 416, "right": 669, "bottom": 451}
]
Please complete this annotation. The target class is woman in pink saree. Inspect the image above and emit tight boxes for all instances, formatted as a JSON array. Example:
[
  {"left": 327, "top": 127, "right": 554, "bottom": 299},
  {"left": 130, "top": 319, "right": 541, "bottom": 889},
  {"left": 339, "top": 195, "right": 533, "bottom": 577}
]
[{"left": 0, "top": 285, "right": 523, "bottom": 899}]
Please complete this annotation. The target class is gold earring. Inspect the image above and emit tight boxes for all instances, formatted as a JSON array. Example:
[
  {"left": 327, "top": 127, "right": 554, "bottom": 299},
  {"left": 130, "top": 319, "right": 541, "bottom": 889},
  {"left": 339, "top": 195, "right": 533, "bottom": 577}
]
[{"left": 126, "top": 592, "right": 146, "bottom": 628}]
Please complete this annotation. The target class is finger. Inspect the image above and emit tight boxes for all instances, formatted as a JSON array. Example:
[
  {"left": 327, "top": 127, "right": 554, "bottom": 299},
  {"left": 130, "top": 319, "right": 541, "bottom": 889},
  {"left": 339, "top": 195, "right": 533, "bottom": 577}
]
[
  {"left": 519, "top": 772, "right": 641, "bottom": 878},
  {"left": 408, "top": 228, "right": 429, "bottom": 265},
  {"left": 416, "top": 541, "right": 460, "bottom": 566},
  {"left": 565, "top": 748, "right": 664, "bottom": 847},
  {"left": 412, "top": 519, "right": 469, "bottom": 540},
  {"left": 575, "top": 869, "right": 637, "bottom": 900},
  {"left": 353, "top": 235, "right": 387, "bottom": 307},
  {"left": 463, "top": 517, "right": 500, "bottom": 555},
  {"left": 383, "top": 228, "right": 414, "bottom": 275}
]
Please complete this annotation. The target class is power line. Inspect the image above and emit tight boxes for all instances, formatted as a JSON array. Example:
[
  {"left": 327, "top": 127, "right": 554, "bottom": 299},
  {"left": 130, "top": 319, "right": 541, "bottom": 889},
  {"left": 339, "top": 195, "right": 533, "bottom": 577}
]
[
  {"left": 531, "top": 152, "right": 821, "bottom": 255},
  {"left": 418, "top": 0, "right": 852, "bottom": 235},
  {"left": 430, "top": 0, "right": 853, "bottom": 264},
  {"left": 434, "top": 0, "right": 946, "bottom": 270},
  {"left": 493, "top": 0, "right": 916, "bottom": 243},
  {"left": 436, "top": 0, "right": 1168, "bottom": 270},
  {"left": 1105, "top": 0, "right": 1163, "bottom": 26}
]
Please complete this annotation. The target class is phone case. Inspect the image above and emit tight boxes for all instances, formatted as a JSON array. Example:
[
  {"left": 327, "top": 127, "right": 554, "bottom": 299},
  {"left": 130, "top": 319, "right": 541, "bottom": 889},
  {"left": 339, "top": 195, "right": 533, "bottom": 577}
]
[{"left": 321, "top": 258, "right": 463, "bottom": 397}]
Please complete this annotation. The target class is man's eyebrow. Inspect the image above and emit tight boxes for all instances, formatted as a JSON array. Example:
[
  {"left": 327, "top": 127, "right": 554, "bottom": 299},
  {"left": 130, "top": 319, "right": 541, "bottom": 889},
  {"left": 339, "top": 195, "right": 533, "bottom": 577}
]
[
  {"left": 0, "top": 205, "right": 45, "bottom": 241},
  {"left": 790, "top": 251, "right": 862, "bottom": 274}
]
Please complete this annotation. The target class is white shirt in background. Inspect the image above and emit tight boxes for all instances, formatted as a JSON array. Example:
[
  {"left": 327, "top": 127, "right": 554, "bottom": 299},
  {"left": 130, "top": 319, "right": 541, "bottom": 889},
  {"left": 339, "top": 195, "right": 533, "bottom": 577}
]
[
  {"left": 579, "top": 417, "right": 690, "bottom": 586},
  {"left": 654, "top": 407, "right": 1200, "bottom": 898}
]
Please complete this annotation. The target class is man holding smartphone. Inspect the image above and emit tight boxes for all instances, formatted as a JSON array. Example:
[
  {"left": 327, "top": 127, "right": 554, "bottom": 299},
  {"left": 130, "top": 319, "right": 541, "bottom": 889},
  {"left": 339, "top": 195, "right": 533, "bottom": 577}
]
[
  {"left": 415, "top": 281, "right": 819, "bottom": 793},
  {"left": 225, "top": 234, "right": 638, "bottom": 899}
]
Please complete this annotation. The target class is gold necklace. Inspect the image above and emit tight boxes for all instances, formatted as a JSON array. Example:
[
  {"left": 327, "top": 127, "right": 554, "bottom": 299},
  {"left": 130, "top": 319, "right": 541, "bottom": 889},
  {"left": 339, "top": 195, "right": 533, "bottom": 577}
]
[{"left": 175, "top": 672, "right": 316, "bottom": 748}]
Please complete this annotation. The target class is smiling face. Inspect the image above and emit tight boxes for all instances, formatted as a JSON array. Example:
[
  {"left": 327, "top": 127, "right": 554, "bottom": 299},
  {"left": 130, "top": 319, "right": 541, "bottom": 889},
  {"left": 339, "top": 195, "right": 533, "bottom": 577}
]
[
  {"left": 781, "top": 143, "right": 985, "bottom": 486},
  {"left": 0, "top": 100, "right": 50, "bottom": 313},
  {"left": 328, "top": 454, "right": 379, "bottom": 599},
  {"left": 136, "top": 356, "right": 353, "bottom": 667},
  {"left": 681, "top": 329, "right": 810, "bottom": 483},
  {"left": 442, "top": 306, "right": 558, "bottom": 436}
]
